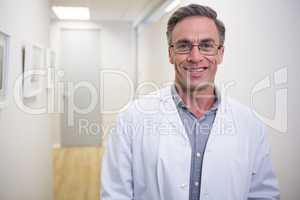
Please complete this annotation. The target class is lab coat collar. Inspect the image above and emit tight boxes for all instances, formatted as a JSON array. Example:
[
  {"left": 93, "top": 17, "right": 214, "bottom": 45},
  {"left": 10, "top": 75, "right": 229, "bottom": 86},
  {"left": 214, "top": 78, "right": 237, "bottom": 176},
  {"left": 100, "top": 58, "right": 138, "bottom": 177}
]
[{"left": 157, "top": 86, "right": 235, "bottom": 141}]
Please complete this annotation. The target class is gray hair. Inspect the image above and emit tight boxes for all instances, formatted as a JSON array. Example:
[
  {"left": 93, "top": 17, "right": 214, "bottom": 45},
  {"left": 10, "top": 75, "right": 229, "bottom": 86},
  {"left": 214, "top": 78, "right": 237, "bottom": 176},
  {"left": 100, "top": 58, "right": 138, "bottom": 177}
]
[{"left": 166, "top": 4, "right": 225, "bottom": 46}]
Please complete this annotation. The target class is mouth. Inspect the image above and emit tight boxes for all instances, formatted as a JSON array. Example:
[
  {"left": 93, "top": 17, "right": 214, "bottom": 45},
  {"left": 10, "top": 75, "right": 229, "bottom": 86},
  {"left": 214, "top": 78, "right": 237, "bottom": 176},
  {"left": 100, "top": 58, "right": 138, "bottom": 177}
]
[
  {"left": 183, "top": 66, "right": 208, "bottom": 76},
  {"left": 187, "top": 67, "right": 208, "bottom": 72}
]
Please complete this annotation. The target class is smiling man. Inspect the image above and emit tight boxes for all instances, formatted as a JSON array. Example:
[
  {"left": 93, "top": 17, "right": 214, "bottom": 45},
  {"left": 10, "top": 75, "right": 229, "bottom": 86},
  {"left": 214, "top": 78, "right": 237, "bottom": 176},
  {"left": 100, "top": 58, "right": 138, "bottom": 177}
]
[
  {"left": 168, "top": 13, "right": 224, "bottom": 118},
  {"left": 101, "top": 4, "right": 280, "bottom": 200}
]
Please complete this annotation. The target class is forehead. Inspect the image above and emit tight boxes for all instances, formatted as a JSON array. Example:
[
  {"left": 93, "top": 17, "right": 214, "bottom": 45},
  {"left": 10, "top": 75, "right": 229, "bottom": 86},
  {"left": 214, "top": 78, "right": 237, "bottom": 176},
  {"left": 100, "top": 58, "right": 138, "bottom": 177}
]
[{"left": 171, "top": 16, "right": 219, "bottom": 43}]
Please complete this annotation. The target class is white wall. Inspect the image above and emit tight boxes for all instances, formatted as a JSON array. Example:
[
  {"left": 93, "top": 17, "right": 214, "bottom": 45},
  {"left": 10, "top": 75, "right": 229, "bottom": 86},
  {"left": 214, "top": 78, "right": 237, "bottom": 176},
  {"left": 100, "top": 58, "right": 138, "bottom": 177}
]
[
  {"left": 50, "top": 20, "right": 136, "bottom": 145},
  {"left": 137, "top": 0, "right": 300, "bottom": 199},
  {"left": 0, "top": 0, "right": 53, "bottom": 200},
  {"left": 137, "top": 18, "right": 173, "bottom": 85}
]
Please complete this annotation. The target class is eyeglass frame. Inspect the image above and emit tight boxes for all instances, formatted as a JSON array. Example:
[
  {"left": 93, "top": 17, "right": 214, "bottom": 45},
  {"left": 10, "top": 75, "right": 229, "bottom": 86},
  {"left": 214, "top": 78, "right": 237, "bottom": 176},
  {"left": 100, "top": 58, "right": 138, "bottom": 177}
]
[{"left": 170, "top": 39, "right": 223, "bottom": 56}]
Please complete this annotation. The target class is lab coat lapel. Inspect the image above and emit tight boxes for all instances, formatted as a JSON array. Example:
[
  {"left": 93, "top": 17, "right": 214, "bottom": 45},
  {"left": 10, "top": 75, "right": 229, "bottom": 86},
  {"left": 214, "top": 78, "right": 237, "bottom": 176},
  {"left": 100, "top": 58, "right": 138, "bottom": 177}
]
[
  {"left": 157, "top": 86, "right": 189, "bottom": 141},
  {"left": 210, "top": 96, "right": 236, "bottom": 136},
  {"left": 156, "top": 86, "right": 191, "bottom": 200}
]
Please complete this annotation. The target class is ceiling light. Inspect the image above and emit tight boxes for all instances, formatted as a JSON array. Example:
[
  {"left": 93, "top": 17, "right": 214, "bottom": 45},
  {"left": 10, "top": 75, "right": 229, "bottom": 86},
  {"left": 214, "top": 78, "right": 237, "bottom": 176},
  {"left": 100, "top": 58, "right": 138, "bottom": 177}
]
[
  {"left": 52, "top": 6, "right": 90, "bottom": 20},
  {"left": 165, "top": 0, "right": 181, "bottom": 13}
]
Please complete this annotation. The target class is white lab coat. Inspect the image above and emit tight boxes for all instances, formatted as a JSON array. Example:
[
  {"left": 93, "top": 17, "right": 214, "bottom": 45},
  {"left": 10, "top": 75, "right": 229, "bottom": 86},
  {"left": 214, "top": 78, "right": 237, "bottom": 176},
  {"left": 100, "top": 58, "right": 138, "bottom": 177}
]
[{"left": 101, "top": 86, "right": 280, "bottom": 200}]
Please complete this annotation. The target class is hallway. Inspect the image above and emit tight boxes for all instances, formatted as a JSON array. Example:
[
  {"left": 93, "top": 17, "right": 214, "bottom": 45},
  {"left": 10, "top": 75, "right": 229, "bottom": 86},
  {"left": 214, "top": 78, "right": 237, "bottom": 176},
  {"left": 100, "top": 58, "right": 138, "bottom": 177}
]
[
  {"left": 0, "top": 0, "right": 300, "bottom": 199},
  {"left": 53, "top": 147, "right": 104, "bottom": 200}
]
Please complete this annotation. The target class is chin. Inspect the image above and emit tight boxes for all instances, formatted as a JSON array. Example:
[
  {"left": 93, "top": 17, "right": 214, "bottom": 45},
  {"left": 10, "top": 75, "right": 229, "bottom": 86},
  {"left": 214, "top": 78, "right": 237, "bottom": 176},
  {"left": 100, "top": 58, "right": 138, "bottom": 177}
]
[
  {"left": 189, "top": 84, "right": 209, "bottom": 92},
  {"left": 176, "top": 77, "right": 213, "bottom": 92}
]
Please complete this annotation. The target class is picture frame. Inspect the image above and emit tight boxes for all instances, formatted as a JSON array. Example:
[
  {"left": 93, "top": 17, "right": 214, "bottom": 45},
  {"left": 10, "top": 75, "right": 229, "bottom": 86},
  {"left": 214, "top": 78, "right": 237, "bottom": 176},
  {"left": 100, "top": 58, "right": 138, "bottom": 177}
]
[
  {"left": 22, "top": 43, "right": 44, "bottom": 98},
  {"left": 0, "top": 31, "right": 9, "bottom": 97}
]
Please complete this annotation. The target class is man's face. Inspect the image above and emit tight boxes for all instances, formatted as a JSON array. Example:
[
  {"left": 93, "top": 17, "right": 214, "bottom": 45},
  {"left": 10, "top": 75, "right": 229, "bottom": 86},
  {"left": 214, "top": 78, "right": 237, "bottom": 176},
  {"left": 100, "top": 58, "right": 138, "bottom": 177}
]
[{"left": 169, "top": 16, "right": 224, "bottom": 92}]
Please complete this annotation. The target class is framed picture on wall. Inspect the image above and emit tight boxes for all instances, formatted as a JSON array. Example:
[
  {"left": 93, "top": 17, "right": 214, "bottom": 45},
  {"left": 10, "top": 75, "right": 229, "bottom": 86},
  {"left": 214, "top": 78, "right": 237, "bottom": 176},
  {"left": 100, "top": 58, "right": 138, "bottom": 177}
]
[
  {"left": 22, "top": 44, "right": 44, "bottom": 98},
  {"left": 0, "top": 31, "right": 9, "bottom": 97}
]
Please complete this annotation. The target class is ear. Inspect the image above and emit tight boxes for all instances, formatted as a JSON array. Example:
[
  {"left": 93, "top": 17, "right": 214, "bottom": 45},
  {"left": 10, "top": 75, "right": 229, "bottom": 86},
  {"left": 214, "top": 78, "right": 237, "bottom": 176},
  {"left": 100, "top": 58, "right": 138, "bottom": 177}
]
[
  {"left": 216, "top": 46, "right": 224, "bottom": 64},
  {"left": 168, "top": 47, "right": 174, "bottom": 64}
]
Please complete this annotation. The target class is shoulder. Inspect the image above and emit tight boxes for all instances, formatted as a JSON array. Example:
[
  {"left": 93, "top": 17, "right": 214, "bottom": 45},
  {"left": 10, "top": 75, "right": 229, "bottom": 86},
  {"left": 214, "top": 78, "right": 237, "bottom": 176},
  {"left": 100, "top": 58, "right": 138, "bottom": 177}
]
[
  {"left": 228, "top": 97, "right": 262, "bottom": 123},
  {"left": 118, "top": 86, "right": 172, "bottom": 121},
  {"left": 225, "top": 97, "right": 265, "bottom": 138}
]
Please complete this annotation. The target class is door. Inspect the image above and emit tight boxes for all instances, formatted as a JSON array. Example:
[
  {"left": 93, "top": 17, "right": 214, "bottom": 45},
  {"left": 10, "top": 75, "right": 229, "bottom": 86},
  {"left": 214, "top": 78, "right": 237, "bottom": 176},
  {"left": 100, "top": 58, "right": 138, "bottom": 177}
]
[{"left": 60, "top": 28, "right": 101, "bottom": 146}]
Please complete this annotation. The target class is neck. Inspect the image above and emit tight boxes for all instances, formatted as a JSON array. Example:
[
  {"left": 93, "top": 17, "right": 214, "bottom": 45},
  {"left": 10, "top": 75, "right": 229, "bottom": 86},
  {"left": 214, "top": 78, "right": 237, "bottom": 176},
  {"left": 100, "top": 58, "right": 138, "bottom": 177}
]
[{"left": 175, "top": 83, "right": 216, "bottom": 118}]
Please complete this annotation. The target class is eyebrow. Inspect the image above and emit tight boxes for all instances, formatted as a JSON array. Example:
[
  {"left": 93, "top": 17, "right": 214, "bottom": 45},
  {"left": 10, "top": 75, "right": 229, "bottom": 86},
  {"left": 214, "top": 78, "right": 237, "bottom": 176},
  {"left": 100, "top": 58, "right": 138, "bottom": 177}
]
[
  {"left": 175, "top": 39, "right": 191, "bottom": 43},
  {"left": 200, "top": 38, "right": 215, "bottom": 43},
  {"left": 175, "top": 38, "right": 216, "bottom": 44}
]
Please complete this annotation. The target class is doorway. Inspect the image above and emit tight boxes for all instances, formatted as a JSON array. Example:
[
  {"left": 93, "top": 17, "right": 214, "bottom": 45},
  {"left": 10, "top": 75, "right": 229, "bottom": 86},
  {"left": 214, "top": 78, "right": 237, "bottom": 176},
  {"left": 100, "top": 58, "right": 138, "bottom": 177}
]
[{"left": 60, "top": 28, "right": 102, "bottom": 146}]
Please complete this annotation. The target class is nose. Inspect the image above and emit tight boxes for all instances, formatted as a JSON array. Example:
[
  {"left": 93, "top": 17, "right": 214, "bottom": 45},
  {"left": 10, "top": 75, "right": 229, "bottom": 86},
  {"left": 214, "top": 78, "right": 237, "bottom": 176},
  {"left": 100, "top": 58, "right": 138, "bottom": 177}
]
[{"left": 187, "top": 45, "right": 205, "bottom": 63}]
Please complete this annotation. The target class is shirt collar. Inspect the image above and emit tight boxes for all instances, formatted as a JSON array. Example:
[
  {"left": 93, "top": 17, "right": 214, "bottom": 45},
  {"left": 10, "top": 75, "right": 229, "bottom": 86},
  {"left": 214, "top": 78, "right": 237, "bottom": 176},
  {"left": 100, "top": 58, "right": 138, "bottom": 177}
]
[{"left": 171, "top": 84, "right": 221, "bottom": 113}]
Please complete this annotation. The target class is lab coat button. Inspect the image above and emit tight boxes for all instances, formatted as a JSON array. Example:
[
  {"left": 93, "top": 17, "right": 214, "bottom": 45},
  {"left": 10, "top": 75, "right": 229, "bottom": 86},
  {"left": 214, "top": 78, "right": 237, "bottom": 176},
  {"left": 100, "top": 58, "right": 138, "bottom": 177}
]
[{"left": 179, "top": 183, "right": 187, "bottom": 189}]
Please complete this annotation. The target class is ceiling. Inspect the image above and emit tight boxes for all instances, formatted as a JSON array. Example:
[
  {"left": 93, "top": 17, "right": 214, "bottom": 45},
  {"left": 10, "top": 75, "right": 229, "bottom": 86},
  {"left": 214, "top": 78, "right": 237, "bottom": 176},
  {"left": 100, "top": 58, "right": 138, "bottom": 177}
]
[{"left": 50, "top": 0, "right": 166, "bottom": 21}]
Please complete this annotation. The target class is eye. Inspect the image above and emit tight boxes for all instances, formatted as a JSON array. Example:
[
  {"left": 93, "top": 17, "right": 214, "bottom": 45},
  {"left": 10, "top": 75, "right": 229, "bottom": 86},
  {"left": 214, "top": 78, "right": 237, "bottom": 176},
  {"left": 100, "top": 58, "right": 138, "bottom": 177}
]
[
  {"left": 175, "top": 42, "right": 191, "bottom": 50},
  {"left": 199, "top": 42, "right": 214, "bottom": 49}
]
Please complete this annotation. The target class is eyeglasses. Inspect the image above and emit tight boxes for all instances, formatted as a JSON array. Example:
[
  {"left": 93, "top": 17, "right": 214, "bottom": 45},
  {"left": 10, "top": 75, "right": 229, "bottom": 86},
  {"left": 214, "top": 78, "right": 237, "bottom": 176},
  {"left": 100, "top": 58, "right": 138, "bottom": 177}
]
[{"left": 170, "top": 40, "right": 222, "bottom": 56}]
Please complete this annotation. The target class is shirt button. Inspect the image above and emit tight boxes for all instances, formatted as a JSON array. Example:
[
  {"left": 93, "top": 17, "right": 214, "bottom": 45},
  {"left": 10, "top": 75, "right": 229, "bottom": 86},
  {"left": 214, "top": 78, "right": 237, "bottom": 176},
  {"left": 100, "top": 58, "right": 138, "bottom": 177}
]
[
  {"left": 196, "top": 152, "right": 201, "bottom": 157},
  {"left": 194, "top": 181, "right": 199, "bottom": 186}
]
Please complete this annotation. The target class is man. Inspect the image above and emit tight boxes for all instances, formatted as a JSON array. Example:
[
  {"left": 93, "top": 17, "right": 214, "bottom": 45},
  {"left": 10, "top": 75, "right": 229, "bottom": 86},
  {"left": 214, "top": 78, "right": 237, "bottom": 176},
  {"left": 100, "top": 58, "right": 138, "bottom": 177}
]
[{"left": 101, "top": 4, "right": 280, "bottom": 200}]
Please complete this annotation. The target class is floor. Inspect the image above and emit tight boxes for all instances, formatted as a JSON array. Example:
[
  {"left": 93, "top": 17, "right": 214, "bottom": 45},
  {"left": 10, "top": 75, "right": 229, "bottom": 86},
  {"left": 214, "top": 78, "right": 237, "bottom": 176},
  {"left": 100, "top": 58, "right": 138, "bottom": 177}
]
[{"left": 53, "top": 147, "right": 104, "bottom": 200}]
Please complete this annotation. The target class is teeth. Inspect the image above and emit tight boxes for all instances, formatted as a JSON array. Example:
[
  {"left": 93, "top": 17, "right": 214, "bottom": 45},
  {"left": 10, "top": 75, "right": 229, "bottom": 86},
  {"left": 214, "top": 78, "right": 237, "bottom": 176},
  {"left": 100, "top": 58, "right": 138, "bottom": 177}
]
[{"left": 189, "top": 68, "right": 206, "bottom": 72}]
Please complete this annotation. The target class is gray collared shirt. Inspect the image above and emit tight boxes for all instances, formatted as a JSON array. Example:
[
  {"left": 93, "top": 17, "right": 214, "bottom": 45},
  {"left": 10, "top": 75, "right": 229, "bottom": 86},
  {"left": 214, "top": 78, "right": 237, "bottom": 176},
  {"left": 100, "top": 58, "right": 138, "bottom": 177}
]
[{"left": 171, "top": 85, "right": 220, "bottom": 200}]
